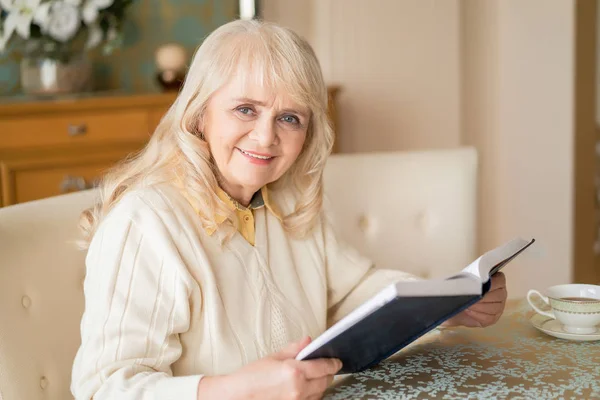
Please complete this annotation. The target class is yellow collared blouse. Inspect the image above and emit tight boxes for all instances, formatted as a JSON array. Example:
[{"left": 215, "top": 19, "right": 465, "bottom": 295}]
[{"left": 207, "top": 186, "right": 283, "bottom": 246}]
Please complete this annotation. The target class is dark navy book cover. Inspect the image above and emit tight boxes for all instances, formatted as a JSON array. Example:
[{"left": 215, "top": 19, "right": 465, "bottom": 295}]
[{"left": 302, "top": 282, "right": 492, "bottom": 374}]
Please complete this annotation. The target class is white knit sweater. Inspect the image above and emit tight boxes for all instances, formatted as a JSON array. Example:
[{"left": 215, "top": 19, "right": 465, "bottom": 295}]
[{"left": 70, "top": 184, "right": 415, "bottom": 399}]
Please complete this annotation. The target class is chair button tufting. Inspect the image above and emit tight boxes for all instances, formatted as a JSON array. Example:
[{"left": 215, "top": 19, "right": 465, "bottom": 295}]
[
  {"left": 358, "top": 215, "right": 369, "bottom": 233},
  {"left": 420, "top": 271, "right": 431, "bottom": 279},
  {"left": 416, "top": 211, "right": 437, "bottom": 233},
  {"left": 21, "top": 295, "right": 31, "bottom": 309},
  {"left": 40, "top": 376, "right": 48, "bottom": 389}
]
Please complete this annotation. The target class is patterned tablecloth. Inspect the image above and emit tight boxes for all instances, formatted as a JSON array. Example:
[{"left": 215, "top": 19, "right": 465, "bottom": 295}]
[{"left": 324, "top": 300, "right": 600, "bottom": 399}]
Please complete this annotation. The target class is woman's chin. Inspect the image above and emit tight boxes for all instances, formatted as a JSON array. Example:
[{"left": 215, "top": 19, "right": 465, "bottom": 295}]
[
  {"left": 234, "top": 175, "right": 273, "bottom": 190},
  {"left": 231, "top": 166, "right": 281, "bottom": 189}
]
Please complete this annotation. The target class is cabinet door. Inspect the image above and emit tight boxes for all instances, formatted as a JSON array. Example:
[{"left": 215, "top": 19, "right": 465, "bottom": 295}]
[{"left": 0, "top": 143, "right": 142, "bottom": 206}]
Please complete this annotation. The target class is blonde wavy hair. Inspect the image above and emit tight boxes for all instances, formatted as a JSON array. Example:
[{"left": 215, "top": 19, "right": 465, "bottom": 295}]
[{"left": 80, "top": 19, "right": 334, "bottom": 246}]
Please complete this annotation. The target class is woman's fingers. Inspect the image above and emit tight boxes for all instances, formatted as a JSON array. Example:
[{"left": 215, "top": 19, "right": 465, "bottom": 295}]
[
  {"left": 467, "top": 273, "right": 507, "bottom": 325},
  {"left": 456, "top": 313, "right": 483, "bottom": 328},
  {"left": 464, "top": 308, "right": 501, "bottom": 326},
  {"left": 468, "top": 301, "right": 505, "bottom": 315},
  {"left": 444, "top": 273, "right": 508, "bottom": 328},
  {"left": 296, "top": 358, "right": 342, "bottom": 379},
  {"left": 489, "top": 272, "right": 507, "bottom": 292},
  {"left": 480, "top": 286, "right": 508, "bottom": 303}
]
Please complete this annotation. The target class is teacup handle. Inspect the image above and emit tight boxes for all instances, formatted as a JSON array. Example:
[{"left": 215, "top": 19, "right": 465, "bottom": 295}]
[{"left": 527, "top": 290, "right": 555, "bottom": 319}]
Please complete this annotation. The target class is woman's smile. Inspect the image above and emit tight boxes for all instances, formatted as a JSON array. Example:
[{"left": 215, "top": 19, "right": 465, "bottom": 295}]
[{"left": 236, "top": 147, "right": 275, "bottom": 165}]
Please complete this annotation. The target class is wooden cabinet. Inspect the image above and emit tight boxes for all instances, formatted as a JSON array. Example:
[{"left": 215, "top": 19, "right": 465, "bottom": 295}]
[
  {"left": 0, "top": 92, "right": 176, "bottom": 207},
  {"left": 0, "top": 143, "right": 143, "bottom": 205},
  {"left": 0, "top": 88, "right": 340, "bottom": 207}
]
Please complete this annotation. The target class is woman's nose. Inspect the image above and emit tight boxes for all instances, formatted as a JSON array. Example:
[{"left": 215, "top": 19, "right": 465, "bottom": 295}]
[{"left": 251, "top": 118, "right": 277, "bottom": 147}]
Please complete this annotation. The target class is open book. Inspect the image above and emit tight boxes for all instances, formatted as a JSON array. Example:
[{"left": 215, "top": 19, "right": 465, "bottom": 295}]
[{"left": 296, "top": 237, "right": 536, "bottom": 374}]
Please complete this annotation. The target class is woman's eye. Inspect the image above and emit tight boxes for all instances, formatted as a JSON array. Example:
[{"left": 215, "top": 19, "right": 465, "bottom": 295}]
[
  {"left": 237, "top": 107, "right": 253, "bottom": 115},
  {"left": 281, "top": 115, "right": 300, "bottom": 125}
]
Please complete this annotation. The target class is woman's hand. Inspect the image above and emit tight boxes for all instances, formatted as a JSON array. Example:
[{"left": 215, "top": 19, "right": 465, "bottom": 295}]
[
  {"left": 197, "top": 336, "right": 342, "bottom": 400},
  {"left": 443, "top": 272, "right": 508, "bottom": 328}
]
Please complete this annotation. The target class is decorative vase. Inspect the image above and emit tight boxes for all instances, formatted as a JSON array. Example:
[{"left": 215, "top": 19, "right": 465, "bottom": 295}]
[{"left": 19, "top": 42, "right": 93, "bottom": 95}]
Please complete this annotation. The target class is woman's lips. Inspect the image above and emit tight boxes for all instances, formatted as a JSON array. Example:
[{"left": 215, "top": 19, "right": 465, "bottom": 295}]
[{"left": 236, "top": 148, "right": 275, "bottom": 165}]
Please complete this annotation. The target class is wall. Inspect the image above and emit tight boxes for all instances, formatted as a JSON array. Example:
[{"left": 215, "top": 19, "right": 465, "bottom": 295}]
[
  {"left": 264, "top": 0, "right": 463, "bottom": 153},
  {"left": 261, "top": 0, "right": 313, "bottom": 44},
  {"left": 0, "top": 0, "right": 237, "bottom": 95},
  {"left": 462, "top": 0, "right": 577, "bottom": 296}
]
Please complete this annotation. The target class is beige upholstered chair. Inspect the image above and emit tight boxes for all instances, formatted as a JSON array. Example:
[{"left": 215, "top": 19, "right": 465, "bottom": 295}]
[
  {"left": 0, "top": 190, "right": 97, "bottom": 400},
  {"left": 323, "top": 147, "right": 477, "bottom": 279},
  {"left": 0, "top": 147, "right": 477, "bottom": 400}
]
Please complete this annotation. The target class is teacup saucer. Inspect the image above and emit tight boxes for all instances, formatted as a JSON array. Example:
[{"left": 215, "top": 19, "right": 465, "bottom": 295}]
[{"left": 530, "top": 313, "right": 600, "bottom": 341}]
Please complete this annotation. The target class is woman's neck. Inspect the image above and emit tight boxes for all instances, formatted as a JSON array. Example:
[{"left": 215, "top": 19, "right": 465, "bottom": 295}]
[{"left": 219, "top": 181, "right": 257, "bottom": 207}]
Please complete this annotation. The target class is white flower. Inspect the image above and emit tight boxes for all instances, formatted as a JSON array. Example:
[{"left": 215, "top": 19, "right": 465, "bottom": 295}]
[
  {"left": 82, "top": 0, "right": 113, "bottom": 24},
  {"left": 44, "top": 1, "right": 81, "bottom": 42},
  {"left": 0, "top": 0, "right": 41, "bottom": 50},
  {"left": 32, "top": 1, "right": 50, "bottom": 28},
  {"left": 91, "top": 0, "right": 113, "bottom": 8}
]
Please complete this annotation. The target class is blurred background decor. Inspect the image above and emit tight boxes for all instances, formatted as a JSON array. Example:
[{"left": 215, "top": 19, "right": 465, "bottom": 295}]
[
  {"left": 0, "top": 0, "right": 134, "bottom": 94},
  {"left": 0, "top": 0, "right": 238, "bottom": 95},
  {"left": 154, "top": 42, "right": 187, "bottom": 91},
  {"left": 88, "top": 0, "right": 237, "bottom": 94}
]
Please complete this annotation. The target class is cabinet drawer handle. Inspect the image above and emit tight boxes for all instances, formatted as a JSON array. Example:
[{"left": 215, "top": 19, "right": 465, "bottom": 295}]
[
  {"left": 59, "top": 175, "right": 96, "bottom": 193},
  {"left": 67, "top": 124, "right": 87, "bottom": 136}
]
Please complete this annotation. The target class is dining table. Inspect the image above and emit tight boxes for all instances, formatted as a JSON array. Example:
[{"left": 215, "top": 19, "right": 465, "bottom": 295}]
[{"left": 324, "top": 300, "right": 600, "bottom": 399}]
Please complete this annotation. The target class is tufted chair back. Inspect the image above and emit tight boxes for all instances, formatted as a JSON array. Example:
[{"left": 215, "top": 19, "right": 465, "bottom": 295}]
[
  {"left": 323, "top": 147, "right": 477, "bottom": 279},
  {"left": 0, "top": 148, "right": 477, "bottom": 400},
  {"left": 0, "top": 189, "right": 97, "bottom": 400}
]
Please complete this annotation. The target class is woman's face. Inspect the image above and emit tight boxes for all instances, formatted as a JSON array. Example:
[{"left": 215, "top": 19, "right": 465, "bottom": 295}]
[{"left": 201, "top": 73, "right": 309, "bottom": 202}]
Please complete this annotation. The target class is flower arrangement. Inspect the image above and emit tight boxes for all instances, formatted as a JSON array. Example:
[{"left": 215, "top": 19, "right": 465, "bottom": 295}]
[{"left": 0, "top": 0, "right": 133, "bottom": 61}]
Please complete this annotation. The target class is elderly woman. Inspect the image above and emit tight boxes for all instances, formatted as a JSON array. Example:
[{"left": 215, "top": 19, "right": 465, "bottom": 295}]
[{"left": 71, "top": 19, "right": 507, "bottom": 400}]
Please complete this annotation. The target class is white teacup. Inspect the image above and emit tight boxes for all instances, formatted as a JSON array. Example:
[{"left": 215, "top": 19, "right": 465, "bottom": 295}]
[{"left": 527, "top": 284, "right": 600, "bottom": 334}]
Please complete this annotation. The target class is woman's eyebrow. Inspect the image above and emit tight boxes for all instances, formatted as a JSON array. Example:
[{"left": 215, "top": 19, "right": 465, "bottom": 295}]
[{"left": 233, "top": 97, "right": 268, "bottom": 106}]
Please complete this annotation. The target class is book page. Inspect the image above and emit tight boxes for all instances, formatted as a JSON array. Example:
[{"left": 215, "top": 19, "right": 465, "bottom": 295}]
[
  {"left": 393, "top": 275, "right": 481, "bottom": 296},
  {"left": 461, "top": 238, "right": 535, "bottom": 282},
  {"left": 461, "top": 256, "right": 483, "bottom": 280}
]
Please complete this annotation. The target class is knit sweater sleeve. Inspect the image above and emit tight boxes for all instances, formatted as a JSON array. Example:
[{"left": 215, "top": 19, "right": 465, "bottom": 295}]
[
  {"left": 323, "top": 216, "right": 419, "bottom": 326},
  {"left": 71, "top": 194, "right": 202, "bottom": 400}
]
